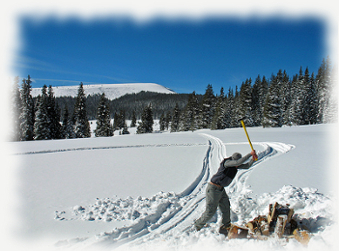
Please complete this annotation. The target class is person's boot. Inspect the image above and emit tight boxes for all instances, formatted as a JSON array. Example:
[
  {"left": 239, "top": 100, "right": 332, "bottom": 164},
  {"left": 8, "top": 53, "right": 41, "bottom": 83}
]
[{"left": 219, "top": 224, "right": 230, "bottom": 236}]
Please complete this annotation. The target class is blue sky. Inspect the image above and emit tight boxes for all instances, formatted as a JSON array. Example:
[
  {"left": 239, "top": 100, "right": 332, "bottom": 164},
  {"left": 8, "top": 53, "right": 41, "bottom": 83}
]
[{"left": 14, "top": 16, "right": 326, "bottom": 94}]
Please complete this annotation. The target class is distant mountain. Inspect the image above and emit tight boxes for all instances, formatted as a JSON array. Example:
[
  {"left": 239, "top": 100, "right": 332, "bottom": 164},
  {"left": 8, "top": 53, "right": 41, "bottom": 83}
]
[{"left": 31, "top": 83, "right": 176, "bottom": 100}]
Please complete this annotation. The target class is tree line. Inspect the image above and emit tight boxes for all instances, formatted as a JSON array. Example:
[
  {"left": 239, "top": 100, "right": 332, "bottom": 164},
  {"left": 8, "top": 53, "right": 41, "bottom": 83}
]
[
  {"left": 166, "top": 57, "right": 337, "bottom": 132},
  {"left": 10, "top": 57, "right": 337, "bottom": 141},
  {"left": 55, "top": 91, "right": 191, "bottom": 121}
]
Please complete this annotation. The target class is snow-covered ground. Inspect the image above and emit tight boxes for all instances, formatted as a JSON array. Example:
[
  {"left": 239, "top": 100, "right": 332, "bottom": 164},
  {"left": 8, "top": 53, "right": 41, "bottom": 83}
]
[
  {"left": 31, "top": 83, "right": 175, "bottom": 100},
  {"left": 5, "top": 123, "right": 339, "bottom": 251}
]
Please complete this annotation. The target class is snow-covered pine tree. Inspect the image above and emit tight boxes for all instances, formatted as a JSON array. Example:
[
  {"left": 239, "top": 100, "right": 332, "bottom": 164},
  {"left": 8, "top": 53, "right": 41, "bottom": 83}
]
[
  {"left": 251, "top": 75, "right": 261, "bottom": 126},
  {"left": 144, "top": 104, "right": 154, "bottom": 133},
  {"left": 316, "top": 56, "right": 337, "bottom": 123},
  {"left": 290, "top": 68, "right": 306, "bottom": 125},
  {"left": 308, "top": 72, "right": 319, "bottom": 124},
  {"left": 324, "top": 65, "right": 338, "bottom": 123},
  {"left": 34, "top": 85, "right": 51, "bottom": 140},
  {"left": 159, "top": 112, "right": 166, "bottom": 131},
  {"left": 301, "top": 67, "right": 312, "bottom": 125},
  {"left": 286, "top": 74, "right": 296, "bottom": 125},
  {"left": 47, "top": 86, "right": 62, "bottom": 139},
  {"left": 137, "top": 104, "right": 154, "bottom": 134},
  {"left": 19, "top": 75, "right": 35, "bottom": 141},
  {"left": 170, "top": 103, "right": 180, "bottom": 132},
  {"left": 11, "top": 77, "right": 22, "bottom": 141},
  {"left": 211, "top": 87, "right": 226, "bottom": 130},
  {"left": 259, "top": 76, "right": 269, "bottom": 125},
  {"left": 122, "top": 123, "right": 130, "bottom": 135},
  {"left": 262, "top": 75, "right": 282, "bottom": 127},
  {"left": 95, "top": 93, "right": 113, "bottom": 137},
  {"left": 119, "top": 110, "right": 126, "bottom": 129},
  {"left": 62, "top": 106, "right": 75, "bottom": 139},
  {"left": 113, "top": 112, "right": 119, "bottom": 131},
  {"left": 280, "top": 70, "right": 292, "bottom": 126},
  {"left": 73, "top": 82, "right": 91, "bottom": 138},
  {"left": 113, "top": 110, "right": 126, "bottom": 131},
  {"left": 130, "top": 111, "right": 137, "bottom": 128},
  {"left": 223, "top": 87, "right": 235, "bottom": 128},
  {"left": 199, "top": 84, "right": 215, "bottom": 129},
  {"left": 165, "top": 111, "right": 172, "bottom": 130},
  {"left": 181, "top": 91, "right": 199, "bottom": 131},
  {"left": 232, "top": 86, "right": 242, "bottom": 127},
  {"left": 238, "top": 79, "right": 253, "bottom": 126}
]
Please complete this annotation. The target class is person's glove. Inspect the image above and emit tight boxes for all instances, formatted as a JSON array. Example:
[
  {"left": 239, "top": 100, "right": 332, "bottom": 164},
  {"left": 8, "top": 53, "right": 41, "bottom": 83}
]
[{"left": 251, "top": 150, "right": 258, "bottom": 161}]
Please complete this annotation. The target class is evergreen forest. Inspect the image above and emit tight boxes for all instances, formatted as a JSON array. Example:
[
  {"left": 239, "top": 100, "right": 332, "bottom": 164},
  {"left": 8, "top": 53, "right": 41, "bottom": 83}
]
[{"left": 10, "top": 57, "right": 337, "bottom": 141}]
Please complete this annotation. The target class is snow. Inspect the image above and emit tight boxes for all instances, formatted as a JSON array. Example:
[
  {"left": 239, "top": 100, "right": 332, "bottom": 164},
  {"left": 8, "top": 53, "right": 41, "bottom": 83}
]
[
  {"left": 31, "top": 83, "right": 175, "bottom": 100},
  {"left": 5, "top": 123, "right": 339, "bottom": 251}
]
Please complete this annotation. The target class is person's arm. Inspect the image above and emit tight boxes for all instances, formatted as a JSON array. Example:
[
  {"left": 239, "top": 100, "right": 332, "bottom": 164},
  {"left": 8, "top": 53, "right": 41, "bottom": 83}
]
[
  {"left": 237, "top": 158, "right": 254, "bottom": 169},
  {"left": 224, "top": 153, "right": 252, "bottom": 167},
  {"left": 237, "top": 150, "right": 257, "bottom": 169}
]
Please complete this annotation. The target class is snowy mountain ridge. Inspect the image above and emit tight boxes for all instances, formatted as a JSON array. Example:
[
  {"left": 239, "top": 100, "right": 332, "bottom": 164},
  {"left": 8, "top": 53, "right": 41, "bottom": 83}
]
[{"left": 31, "top": 83, "right": 175, "bottom": 100}]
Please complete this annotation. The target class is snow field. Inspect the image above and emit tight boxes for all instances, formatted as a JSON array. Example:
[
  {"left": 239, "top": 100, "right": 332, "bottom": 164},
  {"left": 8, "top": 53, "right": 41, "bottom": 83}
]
[{"left": 7, "top": 123, "right": 339, "bottom": 251}]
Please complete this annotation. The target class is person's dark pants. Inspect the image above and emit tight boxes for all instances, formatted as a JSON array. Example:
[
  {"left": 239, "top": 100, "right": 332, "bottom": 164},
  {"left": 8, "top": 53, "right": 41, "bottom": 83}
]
[{"left": 194, "top": 183, "right": 231, "bottom": 230}]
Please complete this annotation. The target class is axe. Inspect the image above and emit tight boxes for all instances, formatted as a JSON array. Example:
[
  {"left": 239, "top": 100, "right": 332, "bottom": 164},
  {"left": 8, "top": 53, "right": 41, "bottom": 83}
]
[{"left": 239, "top": 117, "right": 257, "bottom": 161}]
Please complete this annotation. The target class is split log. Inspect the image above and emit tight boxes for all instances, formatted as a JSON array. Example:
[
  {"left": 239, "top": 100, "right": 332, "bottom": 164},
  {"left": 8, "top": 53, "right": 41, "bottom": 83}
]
[
  {"left": 228, "top": 224, "right": 249, "bottom": 239},
  {"left": 293, "top": 229, "right": 311, "bottom": 246}
]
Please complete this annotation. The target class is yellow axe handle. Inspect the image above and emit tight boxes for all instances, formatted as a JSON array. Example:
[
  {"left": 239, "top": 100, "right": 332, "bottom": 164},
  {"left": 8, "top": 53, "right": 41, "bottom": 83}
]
[{"left": 240, "top": 120, "right": 257, "bottom": 161}]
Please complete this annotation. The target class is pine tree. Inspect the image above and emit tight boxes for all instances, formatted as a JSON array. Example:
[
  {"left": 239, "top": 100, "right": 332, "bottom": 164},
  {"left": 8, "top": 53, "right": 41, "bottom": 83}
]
[
  {"left": 316, "top": 56, "right": 336, "bottom": 123},
  {"left": 113, "top": 112, "right": 119, "bottom": 131},
  {"left": 238, "top": 79, "right": 253, "bottom": 126},
  {"left": 232, "top": 86, "right": 242, "bottom": 127},
  {"left": 74, "top": 82, "right": 91, "bottom": 138},
  {"left": 211, "top": 88, "right": 226, "bottom": 130},
  {"left": 324, "top": 65, "right": 338, "bottom": 123},
  {"left": 199, "top": 84, "right": 215, "bottom": 129},
  {"left": 113, "top": 110, "right": 126, "bottom": 131},
  {"left": 280, "top": 71, "right": 292, "bottom": 126},
  {"left": 47, "top": 85, "right": 62, "bottom": 139},
  {"left": 262, "top": 75, "right": 282, "bottom": 127},
  {"left": 34, "top": 85, "right": 51, "bottom": 140},
  {"left": 290, "top": 68, "right": 306, "bottom": 125},
  {"left": 122, "top": 123, "right": 130, "bottom": 134},
  {"left": 95, "top": 93, "right": 114, "bottom": 137},
  {"left": 170, "top": 103, "right": 180, "bottom": 132},
  {"left": 62, "top": 106, "right": 75, "bottom": 139},
  {"left": 159, "top": 112, "right": 166, "bottom": 131},
  {"left": 259, "top": 76, "right": 269, "bottom": 125},
  {"left": 308, "top": 73, "right": 318, "bottom": 124},
  {"left": 301, "top": 67, "right": 312, "bottom": 124},
  {"left": 11, "top": 77, "right": 22, "bottom": 141},
  {"left": 251, "top": 76, "right": 261, "bottom": 126},
  {"left": 137, "top": 104, "right": 154, "bottom": 134},
  {"left": 19, "top": 75, "right": 35, "bottom": 141},
  {"left": 130, "top": 111, "right": 137, "bottom": 127},
  {"left": 223, "top": 88, "right": 235, "bottom": 128},
  {"left": 165, "top": 111, "right": 172, "bottom": 130},
  {"left": 181, "top": 91, "right": 199, "bottom": 131}
]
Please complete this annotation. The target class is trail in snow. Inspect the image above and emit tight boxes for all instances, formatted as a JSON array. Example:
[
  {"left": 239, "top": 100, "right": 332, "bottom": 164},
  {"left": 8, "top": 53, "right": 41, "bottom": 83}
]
[
  {"left": 59, "top": 133, "right": 296, "bottom": 249},
  {"left": 14, "top": 143, "right": 207, "bottom": 155}
]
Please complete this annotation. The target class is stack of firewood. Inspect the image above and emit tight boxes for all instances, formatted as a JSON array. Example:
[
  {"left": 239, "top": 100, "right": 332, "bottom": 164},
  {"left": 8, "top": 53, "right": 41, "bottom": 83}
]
[{"left": 227, "top": 202, "right": 311, "bottom": 245}]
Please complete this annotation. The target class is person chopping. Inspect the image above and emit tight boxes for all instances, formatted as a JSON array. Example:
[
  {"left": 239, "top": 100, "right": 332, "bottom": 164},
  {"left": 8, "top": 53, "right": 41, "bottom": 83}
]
[{"left": 194, "top": 150, "right": 258, "bottom": 235}]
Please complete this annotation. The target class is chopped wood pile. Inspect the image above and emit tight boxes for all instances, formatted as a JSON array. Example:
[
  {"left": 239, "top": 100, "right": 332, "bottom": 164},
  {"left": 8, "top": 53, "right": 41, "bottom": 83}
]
[{"left": 227, "top": 202, "right": 311, "bottom": 245}]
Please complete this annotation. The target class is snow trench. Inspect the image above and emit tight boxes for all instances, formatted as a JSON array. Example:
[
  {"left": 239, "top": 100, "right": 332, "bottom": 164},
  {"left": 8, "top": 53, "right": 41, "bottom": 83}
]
[{"left": 55, "top": 134, "right": 333, "bottom": 250}]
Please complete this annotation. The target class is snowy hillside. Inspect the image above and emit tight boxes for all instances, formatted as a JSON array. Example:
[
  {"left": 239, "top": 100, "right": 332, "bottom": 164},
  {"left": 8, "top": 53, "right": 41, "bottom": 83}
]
[
  {"left": 6, "top": 123, "right": 339, "bottom": 251},
  {"left": 31, "top": 83, "right": 175, "bottom": 100}
]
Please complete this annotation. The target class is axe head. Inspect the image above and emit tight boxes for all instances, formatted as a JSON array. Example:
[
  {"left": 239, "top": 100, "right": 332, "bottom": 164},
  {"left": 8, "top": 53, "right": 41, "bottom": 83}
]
[{"left": 238, "top": 116, "right": 246, "bottom": 122}]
